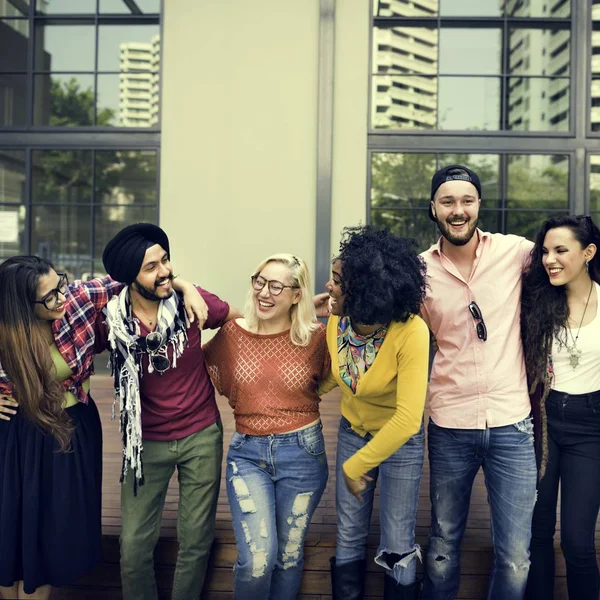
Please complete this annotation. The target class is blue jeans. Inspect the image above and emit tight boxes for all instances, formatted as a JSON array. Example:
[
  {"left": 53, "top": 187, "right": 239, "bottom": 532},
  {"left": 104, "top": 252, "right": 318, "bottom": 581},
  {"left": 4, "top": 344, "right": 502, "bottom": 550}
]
[
  {"left": 423, "top": 417, "right": 537, "bottom": 600},
  {"left": 335, "top": 416, "right": 425, "bottom": 585},
  {"left": 226, "top": 421, "right": 328, "bottom": 600}
]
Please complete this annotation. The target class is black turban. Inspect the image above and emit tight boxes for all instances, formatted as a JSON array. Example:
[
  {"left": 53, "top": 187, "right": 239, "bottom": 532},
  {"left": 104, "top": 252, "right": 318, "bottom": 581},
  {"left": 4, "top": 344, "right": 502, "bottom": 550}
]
[{"left": 102, "top": 223, "right": 170, "bottom": 284}]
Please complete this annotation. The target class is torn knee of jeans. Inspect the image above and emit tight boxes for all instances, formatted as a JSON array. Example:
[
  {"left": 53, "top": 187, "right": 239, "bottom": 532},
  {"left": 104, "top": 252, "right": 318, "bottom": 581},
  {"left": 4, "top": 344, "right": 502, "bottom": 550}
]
[
  {"left": 376, "top": 545, "right": 422, "bottom": 571},
  {"left": 282, "top": 492, "right": 313, "bottom": 570},
  {"left": 230, "top": 463, "right": 256, "bottom": 514},
  {"left": 435, "top": 554, "right": 449, "bottom": 562},
  {"left": 240, "top": 520, "right": 268, "bottom": 578},
  {"left": 509, "top": 561, "right": 529, "bottom": 572}
]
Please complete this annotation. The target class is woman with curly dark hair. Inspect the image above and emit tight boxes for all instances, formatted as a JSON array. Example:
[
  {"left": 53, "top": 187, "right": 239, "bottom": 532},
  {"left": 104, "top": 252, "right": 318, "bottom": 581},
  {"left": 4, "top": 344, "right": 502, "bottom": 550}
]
[
  {"left": 521, "top": 215, "right": 600, "bottom": 600},
  {"left": 324, "top": 225, "right": 430, "bottom": 600}
]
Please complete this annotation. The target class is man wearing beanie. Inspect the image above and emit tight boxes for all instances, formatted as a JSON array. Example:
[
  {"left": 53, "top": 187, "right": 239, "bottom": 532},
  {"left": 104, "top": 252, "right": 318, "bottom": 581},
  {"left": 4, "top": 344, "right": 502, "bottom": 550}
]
[
  {"left": 96, "top": 223, "right": 240, "bottom": 600},
  {"left": 419, "top": 166, "right": 537, "bottom": 599}
]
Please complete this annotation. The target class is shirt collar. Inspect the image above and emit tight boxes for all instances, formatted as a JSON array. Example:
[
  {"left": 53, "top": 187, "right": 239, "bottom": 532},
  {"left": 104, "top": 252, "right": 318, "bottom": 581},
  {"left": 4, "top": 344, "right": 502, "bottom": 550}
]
[{"left": 433, "top": 228, "right": 490, "bottom": 256}]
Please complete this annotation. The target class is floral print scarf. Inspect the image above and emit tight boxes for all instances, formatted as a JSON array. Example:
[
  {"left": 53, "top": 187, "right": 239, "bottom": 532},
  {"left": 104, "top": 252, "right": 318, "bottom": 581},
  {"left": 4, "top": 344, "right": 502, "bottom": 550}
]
[{"left": 338, "top": 316, "right": 388, "bottom": 393}]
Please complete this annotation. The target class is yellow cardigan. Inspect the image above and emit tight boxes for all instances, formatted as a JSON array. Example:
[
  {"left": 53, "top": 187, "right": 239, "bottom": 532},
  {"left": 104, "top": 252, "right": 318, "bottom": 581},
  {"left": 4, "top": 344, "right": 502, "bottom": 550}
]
[{"left": 321, "top": 314, "right": 429, "bottom": 481}]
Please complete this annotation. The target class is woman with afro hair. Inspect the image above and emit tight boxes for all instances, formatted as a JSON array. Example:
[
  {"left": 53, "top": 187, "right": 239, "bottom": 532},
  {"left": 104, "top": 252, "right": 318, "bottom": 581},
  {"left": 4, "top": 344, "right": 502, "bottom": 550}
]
[{"left": 324, "top": 225, "right": 430, "bottom": 600}]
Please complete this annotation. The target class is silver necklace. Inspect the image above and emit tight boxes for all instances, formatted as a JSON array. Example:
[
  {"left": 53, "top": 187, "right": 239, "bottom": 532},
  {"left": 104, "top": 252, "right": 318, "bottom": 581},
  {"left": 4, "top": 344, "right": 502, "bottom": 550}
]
[{"left": 565, "top": 281, "right": 594, "bottom": 370}]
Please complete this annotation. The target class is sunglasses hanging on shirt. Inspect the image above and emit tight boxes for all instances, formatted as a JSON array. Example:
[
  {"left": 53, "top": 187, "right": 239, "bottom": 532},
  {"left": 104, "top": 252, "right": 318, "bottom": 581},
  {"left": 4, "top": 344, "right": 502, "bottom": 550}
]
[
  {"left": 468, "top": 301, "right": 487, "bottom": 342},
  {"left": 145, "top": 331, "right": 171, "bottom": 373}
]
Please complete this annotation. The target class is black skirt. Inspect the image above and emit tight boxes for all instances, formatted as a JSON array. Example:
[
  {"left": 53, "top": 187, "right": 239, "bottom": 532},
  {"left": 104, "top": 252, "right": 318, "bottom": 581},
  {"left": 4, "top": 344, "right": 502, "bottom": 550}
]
[{"left": 0, "top": 397, "right": 103, "bottom": 593}]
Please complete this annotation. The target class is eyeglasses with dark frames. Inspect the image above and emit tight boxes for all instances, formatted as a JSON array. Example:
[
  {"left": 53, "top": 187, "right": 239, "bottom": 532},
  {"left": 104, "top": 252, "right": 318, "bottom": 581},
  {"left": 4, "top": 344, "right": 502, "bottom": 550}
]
[
  {"left": 468, "top": 301, "right": 487, "bottom": 342},
  {"left": 145, "top": 331, "right": 170, "bottom": 374},
  {"left": 251, "top": 275, "right": 299, "bottom": 296},
  {"left": 34, "top": 273, "right": 69, "bottom": 310}
]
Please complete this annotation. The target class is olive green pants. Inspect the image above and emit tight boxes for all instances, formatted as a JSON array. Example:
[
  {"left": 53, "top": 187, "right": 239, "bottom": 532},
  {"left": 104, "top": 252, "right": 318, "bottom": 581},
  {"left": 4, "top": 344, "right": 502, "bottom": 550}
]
[{"left": 120, "top": 421, "right": 223, "bottom": 600}]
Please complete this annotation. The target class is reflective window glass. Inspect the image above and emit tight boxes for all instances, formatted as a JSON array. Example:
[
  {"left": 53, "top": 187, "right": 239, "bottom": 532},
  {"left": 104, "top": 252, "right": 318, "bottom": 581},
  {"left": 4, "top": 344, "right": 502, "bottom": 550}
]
[
  {"left": 439, "top": 29, "right": 501, "bottom": 76},
  {"left": 506, "top": 0, "right": 570, "bottom": 17},
  {"left": 100, "top": 0, "right": 160, "bottom": 13},
  {"left": 36, "top": 0, "right": 96, "bottom": 14},
  {"left": 34, "top": 25, "right": 95, "bottom": 71},
  {"left": 371, "top": 153, "right": 569, "bottom": 250},
  {"left": 98, "top": 25, "right": 160, "bottom": 72},
  {"left": 31, "top": 149, "right": 92, "bottom": 204},
  {"left": 0, "top": 150, "right": 25, "bottom": 204},
  {"left": 0, "top": 205, "right": 26, "bottom": 260},
  {"left": 95, "top": 150, "right": 158, "bottom": 204},
  {"left": 31, "top": 204, "right": 92, "bottom": 279},
  {"left": 33, "top": 74, "right": 95, "bottom": 126},
  {"left": 589, "top": 155, "right": 600, "bottom": 212}
]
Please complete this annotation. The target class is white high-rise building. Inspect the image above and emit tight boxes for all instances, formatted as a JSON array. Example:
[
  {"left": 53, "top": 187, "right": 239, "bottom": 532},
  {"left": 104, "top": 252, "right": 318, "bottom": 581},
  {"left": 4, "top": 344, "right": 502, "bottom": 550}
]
[
  {"left": 372, "top": 0, "right": 438, "bottom": 129},
  {"left": 119, "top": 34, "right": 160, "bottom": 127}
]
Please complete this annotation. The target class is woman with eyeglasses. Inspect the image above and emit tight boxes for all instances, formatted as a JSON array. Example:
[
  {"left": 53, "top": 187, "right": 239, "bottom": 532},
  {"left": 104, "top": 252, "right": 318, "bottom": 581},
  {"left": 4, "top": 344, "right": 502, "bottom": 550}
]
[
  {"left": 522, "top": 216, "right": 600, "bottom": 600},
  {"left": 0, "top": 256, "right": 203, "bottom": 600},
  {"left": 324, "top": 226, "right": 429, "bottom": 600},
  {"left": 203, "top": 254, "right": 332, "bottom": 600}
]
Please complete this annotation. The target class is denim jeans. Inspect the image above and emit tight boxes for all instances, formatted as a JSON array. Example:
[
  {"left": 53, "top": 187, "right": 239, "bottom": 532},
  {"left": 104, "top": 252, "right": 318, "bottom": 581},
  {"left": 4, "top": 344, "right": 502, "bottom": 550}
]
[
  {"left": 526, "top": 390, "right": 600, "bottom": 600},
  {"left": 120, "top": 421, "right": 223, "bottom": 600},
  {"left": 335, "top": 416, "right": 425, "bottom": 585},
  {"left": 226, "top": 421, "right": 328, "bottom": 600},
  {"left": 423, "top": 416, "right": 537, "bottom": 600}
]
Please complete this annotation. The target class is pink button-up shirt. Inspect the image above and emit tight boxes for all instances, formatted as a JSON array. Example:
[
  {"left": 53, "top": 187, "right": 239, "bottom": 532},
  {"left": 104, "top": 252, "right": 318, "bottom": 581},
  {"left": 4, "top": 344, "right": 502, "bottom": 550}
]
[{"left": 420, "top": 230, "right": 533, "bottom": 429}]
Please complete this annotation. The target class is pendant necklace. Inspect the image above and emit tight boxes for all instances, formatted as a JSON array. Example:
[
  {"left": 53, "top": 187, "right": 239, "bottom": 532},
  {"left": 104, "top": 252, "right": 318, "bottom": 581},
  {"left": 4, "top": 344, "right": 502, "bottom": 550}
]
[{"left": 565, "top": 281, "right": 594, "bottom": 370}]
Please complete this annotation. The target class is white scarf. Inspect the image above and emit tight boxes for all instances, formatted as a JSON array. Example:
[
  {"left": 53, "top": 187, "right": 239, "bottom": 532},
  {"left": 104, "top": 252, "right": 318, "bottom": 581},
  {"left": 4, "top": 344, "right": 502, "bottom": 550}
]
[{"left": 104, "top": 287, "right": 189, "bottom": 492}]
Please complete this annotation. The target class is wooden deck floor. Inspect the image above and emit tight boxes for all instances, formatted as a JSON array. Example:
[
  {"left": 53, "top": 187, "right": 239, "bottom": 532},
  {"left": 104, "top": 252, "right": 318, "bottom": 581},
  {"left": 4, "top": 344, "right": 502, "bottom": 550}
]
[{"left": 52, "top": 373, "right": 581, "bottom": 599}]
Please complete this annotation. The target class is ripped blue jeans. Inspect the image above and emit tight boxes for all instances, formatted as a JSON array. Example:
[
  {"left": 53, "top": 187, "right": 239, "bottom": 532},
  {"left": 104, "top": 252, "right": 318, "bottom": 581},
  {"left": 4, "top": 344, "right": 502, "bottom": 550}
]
[
  {"left": 423, "top": 416, "right": 537, "bottom": 600},
  {"left": 335, "top": 416, "right": 425, "bottom": 584},
  {"left": 226, "top": 421, "right": 328, "bottom": 600}
]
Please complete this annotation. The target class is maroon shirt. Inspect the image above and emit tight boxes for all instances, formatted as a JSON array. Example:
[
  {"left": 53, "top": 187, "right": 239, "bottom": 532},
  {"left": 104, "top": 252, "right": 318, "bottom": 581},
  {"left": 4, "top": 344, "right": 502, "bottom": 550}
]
[{"left": 96, "top": 287, "right": 229, "bottom": 441}]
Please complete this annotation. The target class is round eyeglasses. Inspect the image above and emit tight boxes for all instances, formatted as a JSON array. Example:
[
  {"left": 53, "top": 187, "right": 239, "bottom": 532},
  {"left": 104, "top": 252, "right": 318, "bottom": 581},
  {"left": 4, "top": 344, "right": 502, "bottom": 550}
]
[
  {"left": 251, "top": 275, "right": 299, "bottom": 296},
  {"left": 34, "top": 273, "right": 69, "bottom": 310}
]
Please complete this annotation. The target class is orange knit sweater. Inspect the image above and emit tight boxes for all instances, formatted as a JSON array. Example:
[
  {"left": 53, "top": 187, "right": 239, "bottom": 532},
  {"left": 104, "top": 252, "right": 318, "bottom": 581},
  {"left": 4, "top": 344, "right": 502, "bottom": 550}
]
[{"left": 203, "top": 320, "right": 331, "bottom": 435}]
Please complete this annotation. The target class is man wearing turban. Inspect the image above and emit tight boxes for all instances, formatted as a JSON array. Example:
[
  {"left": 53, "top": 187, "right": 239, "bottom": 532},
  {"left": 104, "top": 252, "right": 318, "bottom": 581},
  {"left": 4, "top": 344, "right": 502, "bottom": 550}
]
[{"left": 97, "top": 223, "right": 240, "bottom": 600}]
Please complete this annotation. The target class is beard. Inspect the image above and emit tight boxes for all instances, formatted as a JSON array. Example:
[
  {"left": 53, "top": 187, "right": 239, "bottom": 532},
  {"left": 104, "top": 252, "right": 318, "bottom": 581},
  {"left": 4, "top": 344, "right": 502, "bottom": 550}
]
[
  {"left": 132, "top": 273, "right": 174, "bottom": 301},
  {"left": 435, "top": 216, "right": 479, "bottom": 247}
]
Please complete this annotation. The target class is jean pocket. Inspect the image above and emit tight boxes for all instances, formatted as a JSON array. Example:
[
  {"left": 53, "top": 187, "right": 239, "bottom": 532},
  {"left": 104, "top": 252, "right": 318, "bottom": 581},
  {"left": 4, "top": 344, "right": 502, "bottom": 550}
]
[
  {"left": 230, "top": 431, "right": 247, "bottom": 450},
  {"left": 299, "top": 426, "right": 326, "bottom": 457},
  {"left": 512, "top": 416, "right": 534, "bottom": 436}
]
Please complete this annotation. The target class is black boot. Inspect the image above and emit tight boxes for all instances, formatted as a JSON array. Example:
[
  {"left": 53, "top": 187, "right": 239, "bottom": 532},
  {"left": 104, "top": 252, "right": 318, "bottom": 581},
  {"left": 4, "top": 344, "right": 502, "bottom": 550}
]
[
  {"left": 383, "top": 573, "right": 423, "bottom": 599},
  {"left": 330, "top": 556, "right": 366, "bottom": 600}
]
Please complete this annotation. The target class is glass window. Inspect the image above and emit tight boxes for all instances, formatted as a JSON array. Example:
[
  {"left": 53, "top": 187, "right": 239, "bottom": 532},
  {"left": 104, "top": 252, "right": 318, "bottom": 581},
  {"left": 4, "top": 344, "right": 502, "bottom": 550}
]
[
  {"left": 371, "top": 12, "right": 571, "bottom": 132},
  {"left": 98, "top": 25, "right": 160, "bottom": 71},
  {"left": 506, "top": 0, "right": 571, "bottom": 17},
  {"left": 33, "top": 74, "right": 95, "bottom": 126},
  {"left": 370, "top": 152, "right": 569, "bottom": 250},
  {"left": 0, "top": 150, "right": 25, "bottom": 204},
  {"left": 31, "top": 149, "right": 92, "bottom": 203},
  {"left": 1, "top": 2, "right": 161, "bottom": 128},
  {"left": 1, "top": 0, "right": 28, "bottom": 17},
  {"left": 439, "top": 29, "right": 501, "bottom": 76},
  {"left": 0, "top": 74, "right": 28, "bottom": 126},
  {"left": 100, "top": 0, "right": 160, "bottom": 13},
  {"left": 34, "top": 25, "right": 95, "bottom": 71},
  {"left": 0, "top": 148, "right": 26, "bottom": 258},
  {"left": 0, "top": 205, "right": 26, "bottom": 260},
  {"left": 36, "top": 0, "right": 96, "bottom": 14},
  {"left": 31, "top": 204, "right": 92, "bottom": 279},
  {"left": 592, "top": 13, "right": 600, "bottom": 133},
  {"left": 590, "top": 155, "right": 600, "bottom": 213},
  {"left": 95, "top": 150, "right": 157, "bottom": 204}
]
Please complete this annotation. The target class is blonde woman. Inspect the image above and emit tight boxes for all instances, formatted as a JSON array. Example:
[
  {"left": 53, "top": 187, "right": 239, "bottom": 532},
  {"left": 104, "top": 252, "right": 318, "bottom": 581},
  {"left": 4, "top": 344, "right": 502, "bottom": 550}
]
[{"left": 203, "top": 254, "right": 332, "bottom": 600}]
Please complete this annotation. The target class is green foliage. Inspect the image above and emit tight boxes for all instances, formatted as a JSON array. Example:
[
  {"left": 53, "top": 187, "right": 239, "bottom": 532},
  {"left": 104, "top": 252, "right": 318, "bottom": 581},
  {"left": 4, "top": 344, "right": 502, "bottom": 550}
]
[{"left": 371, "top": 152, "right": 570, "bottom": 250}]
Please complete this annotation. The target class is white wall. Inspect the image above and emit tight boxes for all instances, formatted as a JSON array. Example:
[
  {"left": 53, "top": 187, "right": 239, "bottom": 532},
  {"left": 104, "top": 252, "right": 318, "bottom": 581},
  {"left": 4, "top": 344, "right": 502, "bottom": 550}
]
[{"left": 161, "top": 0, "right": 369, "bottom": 307}]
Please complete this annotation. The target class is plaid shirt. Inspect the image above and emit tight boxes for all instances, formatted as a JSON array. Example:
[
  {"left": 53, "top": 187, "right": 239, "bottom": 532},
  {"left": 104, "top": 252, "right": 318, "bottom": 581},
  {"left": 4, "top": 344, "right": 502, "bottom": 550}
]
[{"left": 0, "top": 276, "right": 123, "bottom": 403}]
